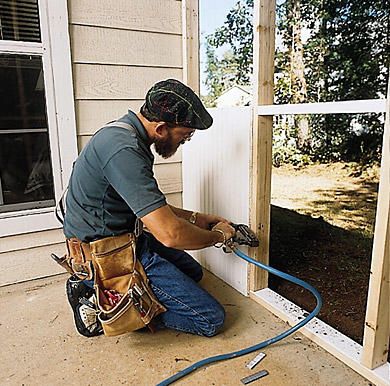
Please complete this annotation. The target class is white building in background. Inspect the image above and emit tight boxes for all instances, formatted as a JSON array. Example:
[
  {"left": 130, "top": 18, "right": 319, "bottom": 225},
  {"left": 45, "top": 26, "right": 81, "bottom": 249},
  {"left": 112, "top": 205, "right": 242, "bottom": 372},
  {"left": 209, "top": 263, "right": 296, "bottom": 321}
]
[{"left": 215, "top": 85, "right": 252, "bottom": 107}]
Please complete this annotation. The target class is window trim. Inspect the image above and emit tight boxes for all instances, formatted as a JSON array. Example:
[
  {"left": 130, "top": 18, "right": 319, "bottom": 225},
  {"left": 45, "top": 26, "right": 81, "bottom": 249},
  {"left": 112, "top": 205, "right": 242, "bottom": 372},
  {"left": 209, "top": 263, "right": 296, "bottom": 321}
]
[{"left": 0, "top": 0, "right": 77, "bottom": 237}]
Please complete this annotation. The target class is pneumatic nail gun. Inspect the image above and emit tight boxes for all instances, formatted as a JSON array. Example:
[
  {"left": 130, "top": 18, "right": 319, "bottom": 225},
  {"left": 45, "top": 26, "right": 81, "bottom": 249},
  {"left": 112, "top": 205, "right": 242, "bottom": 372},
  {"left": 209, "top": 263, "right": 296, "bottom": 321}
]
[{"left": 222, "top": 223, "right": 259, "bottom": 253}]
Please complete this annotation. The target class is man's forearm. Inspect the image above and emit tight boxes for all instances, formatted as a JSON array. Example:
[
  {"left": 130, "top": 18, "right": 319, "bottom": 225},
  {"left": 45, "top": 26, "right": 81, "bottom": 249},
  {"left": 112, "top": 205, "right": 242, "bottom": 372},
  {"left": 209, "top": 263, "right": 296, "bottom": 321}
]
[
  {"left": 166, "top": 217, "right": 223, "bottom": 250},
  {"left": 142, "top": 205, "right": 223, "bottom": 250},
  {"left": 168, "top": 205, "right": 193, "bottom": 221},
  {"left": 168, "top": 205, "right": 229, "bottom": 231}
]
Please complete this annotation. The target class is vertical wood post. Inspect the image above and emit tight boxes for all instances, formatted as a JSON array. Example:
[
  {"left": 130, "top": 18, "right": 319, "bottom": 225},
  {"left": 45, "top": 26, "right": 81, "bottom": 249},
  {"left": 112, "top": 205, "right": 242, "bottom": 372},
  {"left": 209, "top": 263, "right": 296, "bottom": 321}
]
[
  {"left": 249, "top": 0, "right": 276, "bottom": 291},
  {"left": 361, "top": 73, "right": 390, "bottom": 369},
  {"left": 182, "top": 0, "right": 199, "bottom": 94}
]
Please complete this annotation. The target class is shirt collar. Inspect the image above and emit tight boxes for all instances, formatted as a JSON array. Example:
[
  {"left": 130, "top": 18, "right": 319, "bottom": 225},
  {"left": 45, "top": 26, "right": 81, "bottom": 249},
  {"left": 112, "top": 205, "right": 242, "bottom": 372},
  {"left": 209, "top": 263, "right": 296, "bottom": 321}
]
[{"left": 125, "top": 110, "right": 150, "bottom": 146}]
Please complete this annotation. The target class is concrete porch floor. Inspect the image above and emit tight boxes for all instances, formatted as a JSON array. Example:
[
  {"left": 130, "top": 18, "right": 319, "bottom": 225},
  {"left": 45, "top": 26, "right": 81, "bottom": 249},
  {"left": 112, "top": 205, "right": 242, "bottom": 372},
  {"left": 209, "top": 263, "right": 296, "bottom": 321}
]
[{"left": 1, "top": 271, "right": 369, "bottom": 386}]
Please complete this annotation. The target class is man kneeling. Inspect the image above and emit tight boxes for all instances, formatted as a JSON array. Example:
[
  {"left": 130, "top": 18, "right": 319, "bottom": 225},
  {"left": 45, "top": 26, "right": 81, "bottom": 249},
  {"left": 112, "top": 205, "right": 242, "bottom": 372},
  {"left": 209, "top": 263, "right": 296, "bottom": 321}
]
[{"left": 62, "top": 79, "right": 235, "bottom": 337}]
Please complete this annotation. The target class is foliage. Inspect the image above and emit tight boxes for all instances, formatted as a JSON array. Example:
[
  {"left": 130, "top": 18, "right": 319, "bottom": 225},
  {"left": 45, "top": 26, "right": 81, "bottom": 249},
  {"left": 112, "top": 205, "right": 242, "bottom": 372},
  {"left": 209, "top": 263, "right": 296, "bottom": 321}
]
[
  {"left": 273, "top": 117, "right": 312, "bottom": 166},
  {"left": 204, "top": 0, "right": 253, "bottom": 103},
  {"left": 275, "top": 0, "right": 390, "bottom": 164},
  {"left": 204, "top": 0, "right": 389, "bottom": 164}
]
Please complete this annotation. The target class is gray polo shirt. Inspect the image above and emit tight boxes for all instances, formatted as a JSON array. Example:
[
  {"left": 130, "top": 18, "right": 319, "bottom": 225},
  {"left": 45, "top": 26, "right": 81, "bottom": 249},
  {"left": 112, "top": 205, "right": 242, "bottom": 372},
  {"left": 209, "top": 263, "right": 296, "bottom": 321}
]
[{"left": 63, "top": 110, "right": 167, "bottom": 242}]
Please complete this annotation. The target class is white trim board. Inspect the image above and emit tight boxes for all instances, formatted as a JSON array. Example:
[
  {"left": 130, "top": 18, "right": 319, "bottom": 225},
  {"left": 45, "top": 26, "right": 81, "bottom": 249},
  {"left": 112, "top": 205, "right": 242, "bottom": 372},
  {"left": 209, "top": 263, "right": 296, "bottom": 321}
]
[
  {"left": 0, "top": 0, "right": 78, "bottom": 237},
  {"left": 0, "top": 40, "right": 43, "bottom": 55},
  {"left": 258, "top": 99, "right": 386, "bottom": 115},
  {"left": 251, "top": 288, "right": 390, "bottom": 386},
  {"left": 43, "top": 0, "right": 78, "bottom": 186},
  {"left": 0, "top": 208, "right": 61, "bottom": 237}
]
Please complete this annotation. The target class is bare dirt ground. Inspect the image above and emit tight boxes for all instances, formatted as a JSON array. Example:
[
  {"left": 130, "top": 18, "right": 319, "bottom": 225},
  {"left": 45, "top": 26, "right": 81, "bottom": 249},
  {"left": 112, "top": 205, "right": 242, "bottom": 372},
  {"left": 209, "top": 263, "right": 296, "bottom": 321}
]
[{"left": 269, "top": 162, "right": 380, "bottom": 346}]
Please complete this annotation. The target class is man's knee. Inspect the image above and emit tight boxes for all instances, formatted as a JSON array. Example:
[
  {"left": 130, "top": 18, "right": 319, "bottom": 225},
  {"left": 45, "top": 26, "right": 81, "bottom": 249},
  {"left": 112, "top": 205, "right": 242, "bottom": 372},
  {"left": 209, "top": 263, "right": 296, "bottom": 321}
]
[
  {"left": 197, "top": 304, "right": 225, "bottom": 337},
  {"left": 192, "top": 264, "right": 203, "bottom": 283}
]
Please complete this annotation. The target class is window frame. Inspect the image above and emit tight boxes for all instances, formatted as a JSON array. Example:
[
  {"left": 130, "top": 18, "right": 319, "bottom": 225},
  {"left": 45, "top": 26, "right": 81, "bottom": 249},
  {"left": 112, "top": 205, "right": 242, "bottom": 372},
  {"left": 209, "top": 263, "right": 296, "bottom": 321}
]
[{"left": 0, "top": 0, "right": 77, "bottom": 237}]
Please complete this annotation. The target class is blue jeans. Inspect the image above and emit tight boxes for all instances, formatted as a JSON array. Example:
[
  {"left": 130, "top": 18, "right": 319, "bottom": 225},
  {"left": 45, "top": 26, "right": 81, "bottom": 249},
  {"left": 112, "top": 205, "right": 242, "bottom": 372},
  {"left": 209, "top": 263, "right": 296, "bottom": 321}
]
[{"left": 136, "top": 232, "right": 225, "bottom": 337}]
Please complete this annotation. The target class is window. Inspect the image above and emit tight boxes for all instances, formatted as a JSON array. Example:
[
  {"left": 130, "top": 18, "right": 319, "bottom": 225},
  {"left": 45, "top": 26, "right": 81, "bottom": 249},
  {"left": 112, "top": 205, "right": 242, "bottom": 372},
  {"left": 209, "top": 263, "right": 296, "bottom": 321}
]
[
  {"left": 0, "top": 54, "right": 55, "bottom": 212},
  {"left": 0, "top": 0, "right": 41, "bottom": 42},
  {"left": 0, "top": 0, "right": 77, "bottom": 236}
]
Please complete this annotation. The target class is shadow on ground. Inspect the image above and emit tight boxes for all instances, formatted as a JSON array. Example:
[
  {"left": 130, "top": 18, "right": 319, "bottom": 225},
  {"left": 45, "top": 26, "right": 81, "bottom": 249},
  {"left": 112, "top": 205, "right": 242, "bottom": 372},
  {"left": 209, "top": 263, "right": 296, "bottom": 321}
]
[
  {"left": 310, "top": 180, "right": 379, "bottom": 234},
  {"left": 269, "top": 205, "right": 373, "bottom": 344}
]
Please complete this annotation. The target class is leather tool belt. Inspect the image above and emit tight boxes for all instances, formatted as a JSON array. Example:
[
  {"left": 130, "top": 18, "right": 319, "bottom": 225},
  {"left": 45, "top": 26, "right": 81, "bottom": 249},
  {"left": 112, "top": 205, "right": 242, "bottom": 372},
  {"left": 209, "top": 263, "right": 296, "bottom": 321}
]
[
  {"left": 64, "top": 238, "right": 94, "bottom": 280},
  {"left": 57, "top": 233, "right": 166, "bottom": 336}
]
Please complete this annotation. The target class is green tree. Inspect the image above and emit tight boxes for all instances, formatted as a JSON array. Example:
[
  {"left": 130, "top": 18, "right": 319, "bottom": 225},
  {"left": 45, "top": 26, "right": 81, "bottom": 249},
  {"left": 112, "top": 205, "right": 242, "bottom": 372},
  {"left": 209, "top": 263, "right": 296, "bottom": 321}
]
[
  {"left": 204, "top": 0, "right": 389, "bottom": 163},
  {"left": 276, "top": 0, "right": 389, "bottom": 163},
  {"left": 310, "top": 0, "right": 389, "bottom": 162},
  {"left": 204, "top": 0, "right": 254, "bottom": 103},
  {"left": 275, "top": 0, "right": 321, "bottom": 160}
]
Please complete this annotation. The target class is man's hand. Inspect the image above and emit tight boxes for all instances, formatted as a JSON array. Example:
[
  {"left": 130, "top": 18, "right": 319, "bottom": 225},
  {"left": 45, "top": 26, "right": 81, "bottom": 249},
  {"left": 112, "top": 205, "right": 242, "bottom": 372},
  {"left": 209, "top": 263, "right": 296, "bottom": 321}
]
[
  {"left": 195, "top": 213, "right": 230, "bottom": 230},
  {"left": 211, "top": 221, "right": 236, "bottom": 244}
]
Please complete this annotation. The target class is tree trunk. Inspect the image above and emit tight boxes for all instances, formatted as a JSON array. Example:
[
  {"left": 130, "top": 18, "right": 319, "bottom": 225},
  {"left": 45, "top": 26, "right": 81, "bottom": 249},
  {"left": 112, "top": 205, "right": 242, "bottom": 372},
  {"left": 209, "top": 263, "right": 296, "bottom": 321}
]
[{"left": 290, "top": 0, "right": 310, "bottom": 150}]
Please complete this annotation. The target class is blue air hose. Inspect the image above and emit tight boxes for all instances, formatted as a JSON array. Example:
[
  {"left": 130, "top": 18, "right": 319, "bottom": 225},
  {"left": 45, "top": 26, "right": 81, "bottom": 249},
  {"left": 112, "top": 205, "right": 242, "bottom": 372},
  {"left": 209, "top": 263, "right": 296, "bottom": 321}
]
[{"left": 157, "top": 246, "right": 322, "bottom": 386}]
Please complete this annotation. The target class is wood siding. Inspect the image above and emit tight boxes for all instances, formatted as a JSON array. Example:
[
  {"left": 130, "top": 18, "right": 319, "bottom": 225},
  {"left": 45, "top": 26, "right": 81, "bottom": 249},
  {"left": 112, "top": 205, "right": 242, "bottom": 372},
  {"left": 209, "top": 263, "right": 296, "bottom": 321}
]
[
  {"left": 68, "top": 0, "right": 183, "bottom": 200},
  {"left": 0, "top": 1, "right": 183, "bottom": 265},
  {"left": 68, "top": 0, "right": 182, "bottom": 35}
]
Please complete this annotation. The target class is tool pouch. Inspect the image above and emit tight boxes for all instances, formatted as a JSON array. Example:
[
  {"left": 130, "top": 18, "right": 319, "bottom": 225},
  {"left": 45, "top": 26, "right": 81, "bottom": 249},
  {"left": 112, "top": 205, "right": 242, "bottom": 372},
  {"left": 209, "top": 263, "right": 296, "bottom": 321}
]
[
  {"left": 60, "top": 239, "right": 94, "bottom": 280},
  {"left": 90, "top": 233, "right": 166, "bottom": 337}
]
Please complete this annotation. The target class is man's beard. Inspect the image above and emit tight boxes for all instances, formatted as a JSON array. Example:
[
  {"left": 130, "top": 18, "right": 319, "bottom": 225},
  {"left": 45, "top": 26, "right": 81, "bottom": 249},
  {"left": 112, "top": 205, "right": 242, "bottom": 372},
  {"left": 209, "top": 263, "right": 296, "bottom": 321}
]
[{"left": 154, "top": 132, "right": 180, "bottom": 159}]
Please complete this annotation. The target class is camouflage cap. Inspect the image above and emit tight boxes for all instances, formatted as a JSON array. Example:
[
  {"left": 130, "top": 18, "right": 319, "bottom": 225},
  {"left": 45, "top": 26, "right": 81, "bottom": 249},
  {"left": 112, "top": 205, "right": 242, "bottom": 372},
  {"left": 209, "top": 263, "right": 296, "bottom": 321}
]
[{"left": 140, "top": 79, "right": 213, "bottom": 130}]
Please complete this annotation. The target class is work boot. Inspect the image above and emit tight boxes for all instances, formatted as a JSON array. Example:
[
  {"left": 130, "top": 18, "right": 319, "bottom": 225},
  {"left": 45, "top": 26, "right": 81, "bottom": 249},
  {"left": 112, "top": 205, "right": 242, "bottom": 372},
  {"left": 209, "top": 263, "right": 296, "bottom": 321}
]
[{"left": 66, "top": 275, "right": 103, "bottom": 337}]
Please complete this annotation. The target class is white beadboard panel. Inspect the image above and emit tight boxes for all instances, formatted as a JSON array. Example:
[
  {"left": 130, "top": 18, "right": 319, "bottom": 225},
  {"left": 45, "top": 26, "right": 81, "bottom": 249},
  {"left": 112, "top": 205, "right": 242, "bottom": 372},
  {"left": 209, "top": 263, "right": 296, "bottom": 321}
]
[
  {"left": 75, "top": 100, "right": 144, "bottom": 135},
  {"left": 73, "top": 64, "right": 182, "bottom": 100},
  {"left": 77, "top": 135, "right": 182, "bottom": 165},
  {"left": 68, "top": 0, "right": 182, "bottom": 35},
  {"left": 183, "top": 107, "right": 252, "bottom": 295},
  {"left": 70, "top": 25, "right": 183, "bottom": 68}
]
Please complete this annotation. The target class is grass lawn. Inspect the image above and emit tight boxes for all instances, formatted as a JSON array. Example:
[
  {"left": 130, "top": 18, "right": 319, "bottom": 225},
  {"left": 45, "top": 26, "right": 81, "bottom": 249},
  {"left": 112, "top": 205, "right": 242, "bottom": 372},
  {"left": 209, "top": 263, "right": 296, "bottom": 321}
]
[{"left": 269, "top": 162, "right": 380, "bottom": 345}]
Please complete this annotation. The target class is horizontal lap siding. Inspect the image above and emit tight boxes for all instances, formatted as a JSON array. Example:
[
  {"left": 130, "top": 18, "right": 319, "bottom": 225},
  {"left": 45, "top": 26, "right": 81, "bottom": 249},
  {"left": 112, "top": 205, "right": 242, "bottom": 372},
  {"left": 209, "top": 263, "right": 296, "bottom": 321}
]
[
  {"left": 68, "top": 0, "right": 183, "bottom": 199},
  {"left": 0, "top": 0, "right": 184, "bottom": 270},
  {"left": 77, "top": 136, "right": 182, "bottom": 165},
  {"left": 68, "top": 0, "right": 182, "bottom": 35},
  {"left": 70, "top": 25, "right": 182, "bottom": 68},
  {"left": 73, "top": 64, "right": 182, "bottom": 100},
  {"left": 75, "top": 100, "right": 144, "bottom": 135}
]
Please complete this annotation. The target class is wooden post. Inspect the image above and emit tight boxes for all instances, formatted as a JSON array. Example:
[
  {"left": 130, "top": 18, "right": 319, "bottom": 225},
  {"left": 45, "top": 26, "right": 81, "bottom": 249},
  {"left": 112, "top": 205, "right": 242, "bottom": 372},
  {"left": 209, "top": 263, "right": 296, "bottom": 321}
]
[
  {"left": 361, "top": 74, "right": 390, "bottom": 369},
  {"left": 249, "top": 0, "right": 276, "bottom": 291},
  {"left": 182, "top": 0, "right": 199, "bottom": 94}
]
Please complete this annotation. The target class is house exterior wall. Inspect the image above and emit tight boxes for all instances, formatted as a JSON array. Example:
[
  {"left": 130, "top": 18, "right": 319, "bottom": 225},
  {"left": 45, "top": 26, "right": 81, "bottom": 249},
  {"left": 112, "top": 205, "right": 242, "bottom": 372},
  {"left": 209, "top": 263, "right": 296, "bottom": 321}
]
[
  {"left": 0, "top": 0, "right": 185, "bottom": 285},
  {"left": 215, "top": 87, "right": 252, "bottom": 107},
  {"left": 68, "top": 0, "right": 184, "bottom": 208}
]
